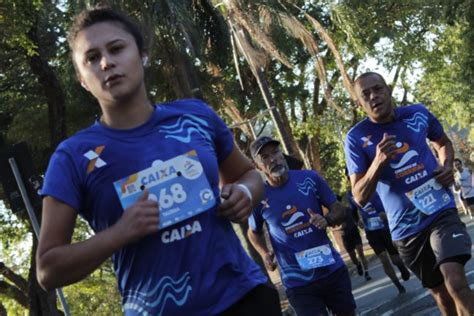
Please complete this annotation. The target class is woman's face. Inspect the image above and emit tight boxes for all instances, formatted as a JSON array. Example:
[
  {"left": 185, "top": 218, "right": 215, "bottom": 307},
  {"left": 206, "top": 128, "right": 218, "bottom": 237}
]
[{"left": 72, "top": 21, "right": 145, "bottom": 105}]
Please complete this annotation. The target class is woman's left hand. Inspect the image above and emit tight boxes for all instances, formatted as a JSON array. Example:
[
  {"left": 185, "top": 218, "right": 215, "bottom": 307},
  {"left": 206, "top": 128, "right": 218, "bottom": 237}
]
[{"left": 218, "top": 183, "right": 252, "bottom": 223}]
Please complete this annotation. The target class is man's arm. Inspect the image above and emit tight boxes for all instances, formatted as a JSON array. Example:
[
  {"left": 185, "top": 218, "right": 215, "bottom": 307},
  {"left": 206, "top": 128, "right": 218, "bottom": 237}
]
[
  {"left": 351, "top": 133, "right": 398, "bottom": 206},
  {"left": 309, "top": 201, "right": 347, "bottom": 230},
  {"left": 247, "top": 229, "right": 277, "bottom": 271},
  {"left": 431, "top": 133, "right": 455, "bottom": 187}
]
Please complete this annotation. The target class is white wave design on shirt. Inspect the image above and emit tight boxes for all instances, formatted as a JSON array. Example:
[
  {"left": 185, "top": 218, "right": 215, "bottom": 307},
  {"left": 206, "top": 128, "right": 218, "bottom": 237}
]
[
  {"left": 123, "top": 272, "right": 192, "bottom": 316},
  {"left": 390, "top": 150, "right": 419, "bottom": 169},
  {"left": 281, "top": 212, "right": 305, "bottom": 227},
  {"left": 279, "top": 256, "right": 316, "bottom": 282},
  {"left": 403, "top": 112, "right": 428, "bottom": 132},
  {"left": 159, "top": 114, "right": 212, "bottom": 145},
  {"left": 296, "top": 177, "right": 317, "bottom": 196}
]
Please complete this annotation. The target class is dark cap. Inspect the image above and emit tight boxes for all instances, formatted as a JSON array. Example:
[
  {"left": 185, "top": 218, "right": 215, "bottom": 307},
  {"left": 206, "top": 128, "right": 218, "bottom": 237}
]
[{"left": 250, "top": 136, "right": 280, "bottom": 159}]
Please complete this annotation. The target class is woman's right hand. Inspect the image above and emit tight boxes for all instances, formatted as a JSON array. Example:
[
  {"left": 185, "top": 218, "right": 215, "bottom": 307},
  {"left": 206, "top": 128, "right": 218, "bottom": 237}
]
[{"left": 113, "top": 189, "right": 160, "bottom": 244}]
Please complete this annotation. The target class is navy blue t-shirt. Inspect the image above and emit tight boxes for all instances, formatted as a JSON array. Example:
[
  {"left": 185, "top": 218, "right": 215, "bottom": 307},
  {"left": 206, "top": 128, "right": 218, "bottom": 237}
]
[
  {"left": 42, "top": 99, "right": 267, "bottom": 315},
  {"left": 347, "top": 191, "right": 387, "bottom": 232},
  {"left": 249, "top": 170, "right": 344, "bottom": 289},
  {"left": 344, "top": 104, "right": 455, "bottom": 240}
]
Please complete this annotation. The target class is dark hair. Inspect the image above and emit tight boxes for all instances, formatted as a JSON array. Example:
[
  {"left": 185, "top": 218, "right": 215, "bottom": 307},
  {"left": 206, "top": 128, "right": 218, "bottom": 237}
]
[
  {"left": 354, "top": 72, "right": 388, "bottom": 87},
  {"left": 67, "top": 6, "right": 145, "bottom": 54},
  {"left": 454, "top": 158, "right": 463, "bottom": 164}
]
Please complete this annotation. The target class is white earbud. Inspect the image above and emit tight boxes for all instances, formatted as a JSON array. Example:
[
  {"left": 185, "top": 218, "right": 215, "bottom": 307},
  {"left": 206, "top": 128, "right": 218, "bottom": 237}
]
[
  {"left": 80, "top": 81, "right": 88, "bottom": 90},
  {"left": 142, "top": 56, "right": 148, "bottom": 66}
]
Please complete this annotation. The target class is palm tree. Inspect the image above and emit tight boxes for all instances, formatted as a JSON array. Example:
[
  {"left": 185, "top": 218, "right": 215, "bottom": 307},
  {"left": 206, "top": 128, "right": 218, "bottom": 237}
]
[{"left": 218, "top": 0, "right": 358, "bottom": 166}]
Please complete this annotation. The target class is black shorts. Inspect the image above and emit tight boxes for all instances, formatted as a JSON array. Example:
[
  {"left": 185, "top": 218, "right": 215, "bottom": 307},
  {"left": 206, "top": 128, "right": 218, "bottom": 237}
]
[
  {"left": 219, "top": 283, "right": 282, "bottom": 316},
  {"left": 393, "top": 208, "right": 472, "bottom": 288},
  {"left": 366, "top": 229, "right": 399, "bottom": 255},
  {"left": 286, "top": 266, "right": 356, "bottom": 316},
  {"left": 342, "top": 228, "right": 362, "bottom": 252}
]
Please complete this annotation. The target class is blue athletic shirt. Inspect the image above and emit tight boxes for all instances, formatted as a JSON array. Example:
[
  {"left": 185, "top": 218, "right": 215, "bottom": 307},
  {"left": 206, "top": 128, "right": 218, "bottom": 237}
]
[
  {"left": 42, "top": 99, "right": 267, "bottom": 316},
  {"left": 248, "top": 170, "right": 344, "bottom": 289},
  {"left": 344, "top": 104, "right": 455, "bottom": 240},
  {"left": 347, "top": 191, "right": 387, "bottom": 232}
]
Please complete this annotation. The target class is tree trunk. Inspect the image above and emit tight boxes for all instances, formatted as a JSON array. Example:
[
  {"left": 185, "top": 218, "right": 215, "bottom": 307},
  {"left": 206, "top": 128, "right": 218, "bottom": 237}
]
[
  {"left": 0, "top": 301, "right": 7, "bottom": 316},
  {"left": 27, "top": 7, "right": 66, "bottom": 149},
  {"left": 274, "top": 94, "right": 305, "bottom": 163},
  {"left": 306, "top": 76, "right": 324, "bottom": 172},
  {"left": 228, "top": 22, "right": 297, "bottom": 156},
  {"left": 0, "top": 281, "right": 28, "bottom": 308},
  {"left": 157, "top": 31, "right": 202, "bottom": 99},
  {"left": 0, "top": 262, "right": 28, "bottom": 293},
  {"left": 205, "top": 63, "right": 254, "bottom": 138},
  {"left": 300, "top": 9, "right": 358, "bottom": 104},
  {"left": 28, "top": 238, "right": 63, "bottom": 316},
  {"left": 253, "top": 67, "right": 296, "bottom": 156}
]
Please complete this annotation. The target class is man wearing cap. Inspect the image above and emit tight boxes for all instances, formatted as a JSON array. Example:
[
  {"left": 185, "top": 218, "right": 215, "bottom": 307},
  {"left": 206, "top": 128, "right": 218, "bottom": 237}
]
[{"left": 247, "top": 136, "right": 356, "bottom": 316}]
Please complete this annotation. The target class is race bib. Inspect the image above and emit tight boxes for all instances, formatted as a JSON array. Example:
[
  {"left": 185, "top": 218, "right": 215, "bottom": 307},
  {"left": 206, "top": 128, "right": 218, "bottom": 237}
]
[
  {"left": 367, "top": 216, "right": 384, "bottom": 231},
  {"left": 295, "top": 244, "right": 335, "bottom": 270},
  {"left": 114, "top": 150, "right": 215, "bottom": 229},
  {"left": 405, "top": 178, "right": 452, "bottom": 215}
]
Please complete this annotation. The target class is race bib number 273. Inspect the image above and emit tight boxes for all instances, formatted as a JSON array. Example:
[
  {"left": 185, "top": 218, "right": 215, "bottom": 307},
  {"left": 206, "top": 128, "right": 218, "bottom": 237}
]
[{"left": 113, "top": 150, "right": 215, "bottom": 229}]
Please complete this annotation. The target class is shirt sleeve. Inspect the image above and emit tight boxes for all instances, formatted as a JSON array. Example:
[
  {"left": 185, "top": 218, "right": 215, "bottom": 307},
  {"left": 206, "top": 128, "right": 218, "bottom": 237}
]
[
  {"left": 248, "top": 206, "right": 264, "bottom": 233},
  {"left": 344, "top": 132, "right": 369, "bottom": 175},
  {"left": 313, "top": 171, "right": 337, "bottom": 208},
  {"left": 424, "top": 106, "right": 444, "bottom": 141},
  {"left": 41, "top": 143, "right": 82, "bottom": 211}
]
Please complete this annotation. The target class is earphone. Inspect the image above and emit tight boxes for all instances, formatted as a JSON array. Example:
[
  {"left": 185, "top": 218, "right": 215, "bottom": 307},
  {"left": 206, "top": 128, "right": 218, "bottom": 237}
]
[{"left": 142, "top": 56, "right": 148, "bottom": 66}]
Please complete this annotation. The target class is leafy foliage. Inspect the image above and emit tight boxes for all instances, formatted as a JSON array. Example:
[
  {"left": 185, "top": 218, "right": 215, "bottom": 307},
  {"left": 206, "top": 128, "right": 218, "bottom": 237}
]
[{"left": 0, "top": 0, "right": 472, "bottom": 314}]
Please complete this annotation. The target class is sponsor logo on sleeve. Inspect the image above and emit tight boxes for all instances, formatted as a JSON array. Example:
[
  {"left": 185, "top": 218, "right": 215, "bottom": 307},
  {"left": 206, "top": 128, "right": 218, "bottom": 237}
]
[
  {"left": 84, "top": 145, "right": 107, "bottom": 173},
  {"left": 361, "top": 135, "right": 373, "bottom": 148}
]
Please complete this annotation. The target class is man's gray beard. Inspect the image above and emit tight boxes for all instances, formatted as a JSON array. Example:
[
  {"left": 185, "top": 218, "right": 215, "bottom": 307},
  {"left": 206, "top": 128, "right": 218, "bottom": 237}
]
[{"left": 270, "top": 164, "right": 288, "bottom": 178}]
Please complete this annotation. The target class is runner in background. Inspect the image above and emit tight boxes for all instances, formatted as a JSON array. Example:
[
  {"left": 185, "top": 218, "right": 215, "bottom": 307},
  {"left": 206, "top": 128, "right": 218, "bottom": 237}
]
[
  {"left": 347, "top": 190, "right": 411, "bottom": 294},
  {"left": 338, "top": 193, "right": 371, "bottom": 281},
  {"left": 248, "top": 136, "right": 356, "bottom": 316},
  {"left": 453, "top": 158, "right": 474, "bottom": 219}
]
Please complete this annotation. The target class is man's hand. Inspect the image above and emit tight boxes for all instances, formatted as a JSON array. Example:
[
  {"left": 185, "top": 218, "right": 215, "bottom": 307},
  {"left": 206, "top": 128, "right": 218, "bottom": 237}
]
[
  {"left": 218, "top": 183, "right": 252, "bottom": 223},
  {"left": 264, "top": 251, "right": 277, "bottom": 271},
  {"left": 433, "top": 165, "right": 454, "bottom": 187},
  {"left": 308, "top": 209, "right": 328, "bottom": 230},
  {"left": 375, "top": 133, "right": 398, "bottom": 166},
  {"left": 113, "top": 189, "right": 160, "bottom": 245}
]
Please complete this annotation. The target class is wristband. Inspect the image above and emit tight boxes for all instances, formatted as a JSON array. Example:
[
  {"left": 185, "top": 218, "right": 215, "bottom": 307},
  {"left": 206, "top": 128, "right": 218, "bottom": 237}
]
[{"left": 237, "top": 184, "right": 253, "bottom": 202}]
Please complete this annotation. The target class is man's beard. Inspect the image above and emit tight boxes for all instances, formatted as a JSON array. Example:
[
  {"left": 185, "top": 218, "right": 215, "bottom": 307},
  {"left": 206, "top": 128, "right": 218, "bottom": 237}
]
[{"left": 270, "top": 163, "right": 288, "bottom": 177}]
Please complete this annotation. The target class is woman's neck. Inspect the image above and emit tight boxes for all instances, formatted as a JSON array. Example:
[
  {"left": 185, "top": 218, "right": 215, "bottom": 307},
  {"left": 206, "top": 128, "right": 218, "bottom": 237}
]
[{"left": 99, "top": 87, "right": 153, "bottom": 129}]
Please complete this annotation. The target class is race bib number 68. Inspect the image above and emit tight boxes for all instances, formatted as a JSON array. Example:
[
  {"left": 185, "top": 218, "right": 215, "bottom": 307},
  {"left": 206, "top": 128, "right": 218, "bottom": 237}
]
[{"left": 114, "top": 150, "right": 215, "bottom": 229}]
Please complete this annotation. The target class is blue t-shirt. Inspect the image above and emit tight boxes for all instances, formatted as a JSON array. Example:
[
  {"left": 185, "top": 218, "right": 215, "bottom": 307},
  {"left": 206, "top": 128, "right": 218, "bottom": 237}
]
[
  {"left": 344, "top": 104, "right": 455, "bottom": 240},
  {"left": 347, "top": 191, "right": 387, "bottom": 232},
  {"left": 42, "top": 99, "right": 267, "bottom": 316},
  {"left": 248, "top": 170, "right": 344, "bottom": 289}
]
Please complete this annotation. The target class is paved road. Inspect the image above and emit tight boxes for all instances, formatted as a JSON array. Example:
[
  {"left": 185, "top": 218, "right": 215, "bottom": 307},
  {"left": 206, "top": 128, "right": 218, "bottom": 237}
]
[{"left": 352, "top": 215, "right": 474, "bottom": 315}]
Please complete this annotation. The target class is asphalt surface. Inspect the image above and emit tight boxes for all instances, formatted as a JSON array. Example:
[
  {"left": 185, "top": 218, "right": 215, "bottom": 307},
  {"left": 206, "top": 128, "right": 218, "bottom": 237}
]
[
  {"left": 270, "top": 213, "right": 474, "bottom": 315},
  {"left": 353, "top": 214, "right": 474, "bottom": 315}
]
